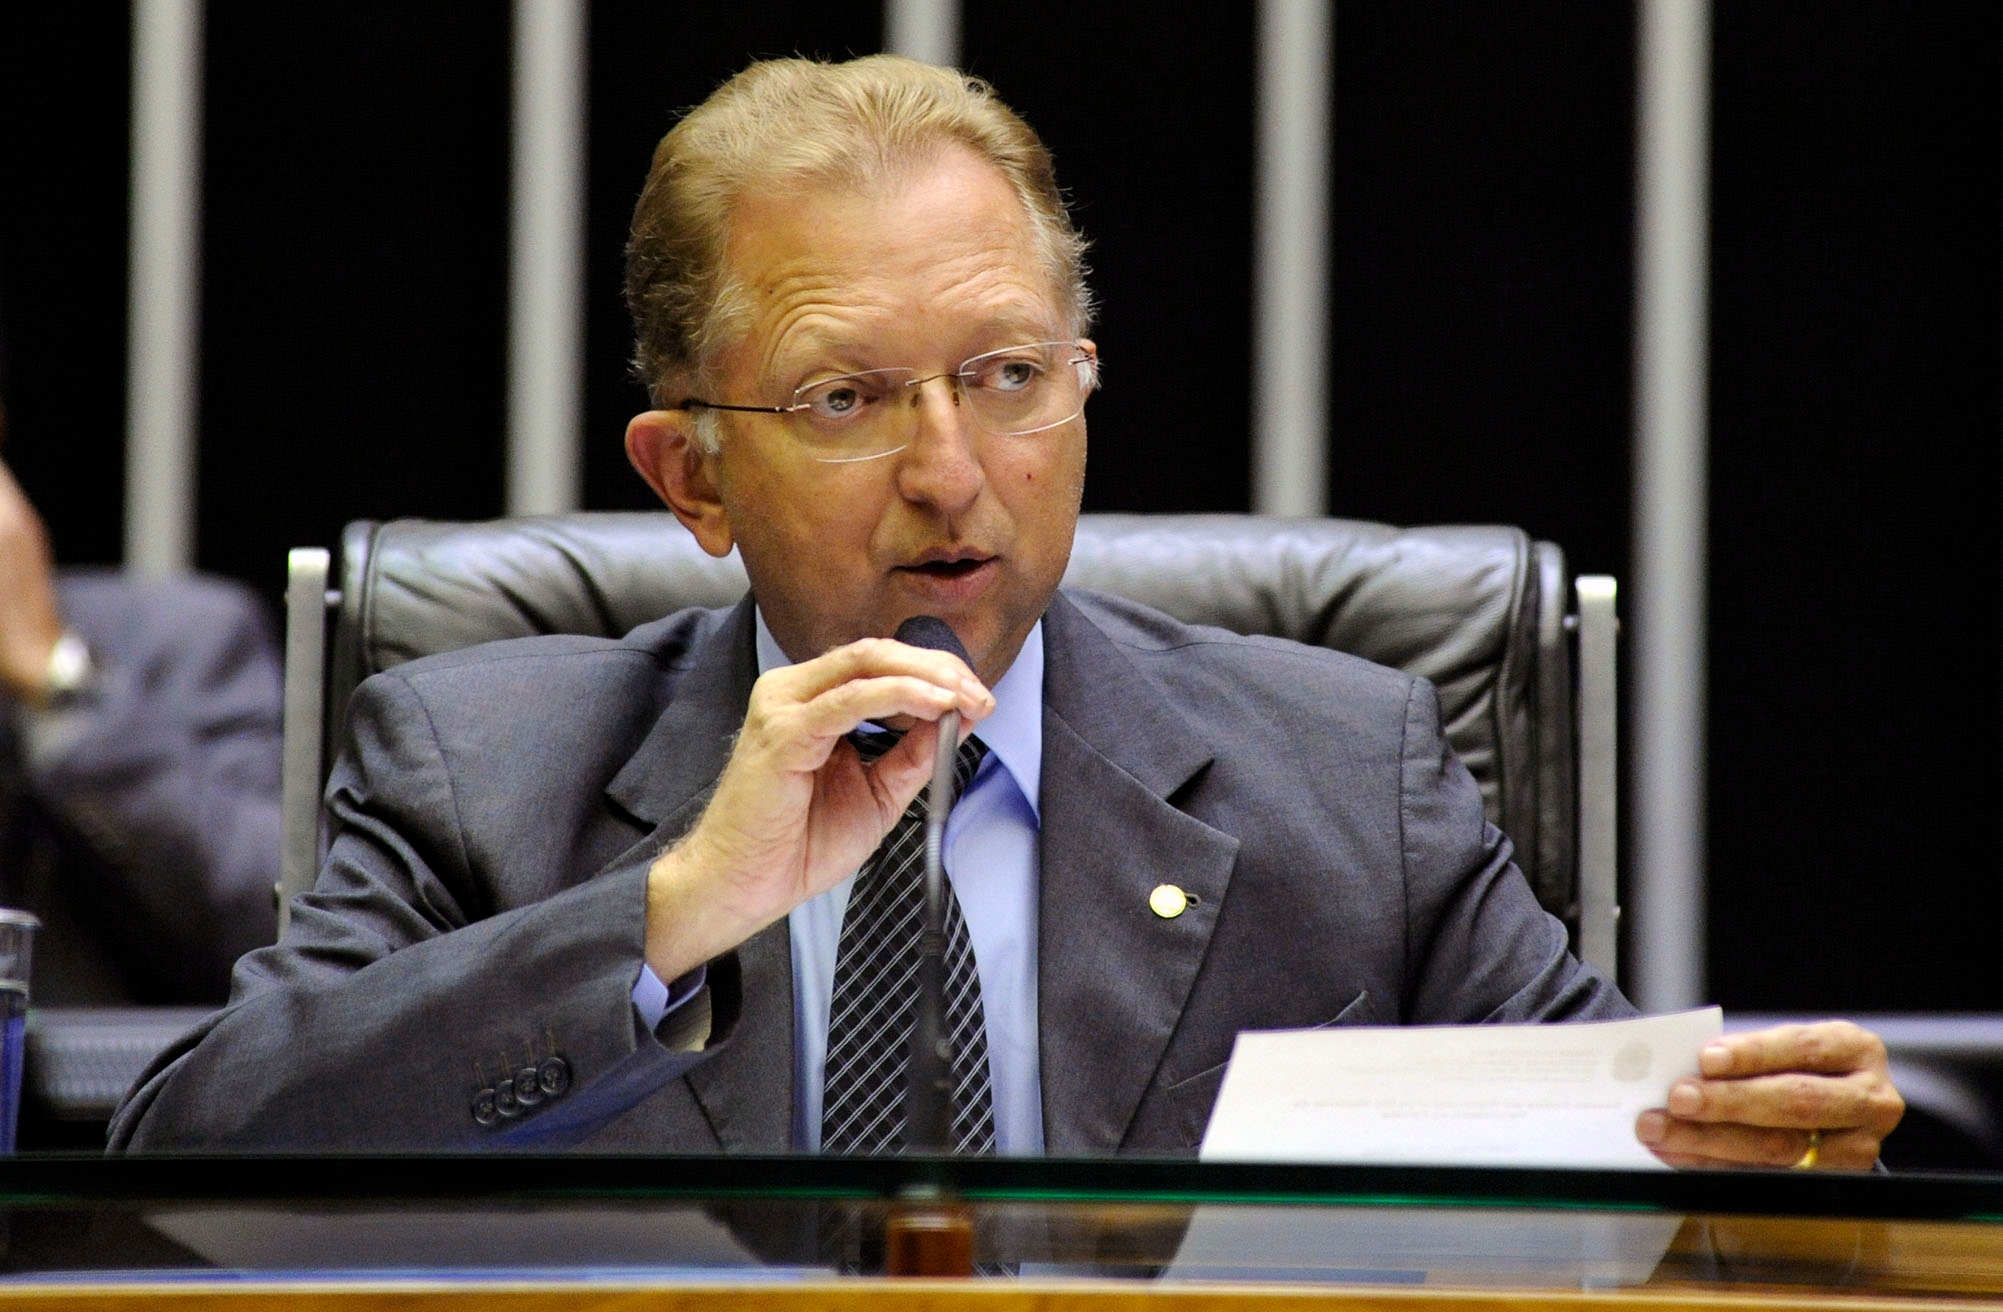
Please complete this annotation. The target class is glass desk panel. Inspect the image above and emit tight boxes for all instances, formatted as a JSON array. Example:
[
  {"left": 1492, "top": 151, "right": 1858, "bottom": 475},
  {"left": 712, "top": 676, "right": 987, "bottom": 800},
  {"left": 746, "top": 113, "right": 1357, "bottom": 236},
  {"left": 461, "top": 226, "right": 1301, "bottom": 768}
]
[{"left": 3, "top": 1156, "right": 2003, "bottom": 1305}]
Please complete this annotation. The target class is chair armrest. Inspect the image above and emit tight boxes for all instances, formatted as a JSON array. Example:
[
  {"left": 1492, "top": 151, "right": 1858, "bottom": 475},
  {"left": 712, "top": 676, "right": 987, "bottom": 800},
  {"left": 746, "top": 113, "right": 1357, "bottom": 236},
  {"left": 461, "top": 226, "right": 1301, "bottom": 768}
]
[
  {"left": 278, "top": 547, "right": 333, "bottom": 938},
  {"left": 1574, "top": 575, "right": 1619, "bottom": 981}
]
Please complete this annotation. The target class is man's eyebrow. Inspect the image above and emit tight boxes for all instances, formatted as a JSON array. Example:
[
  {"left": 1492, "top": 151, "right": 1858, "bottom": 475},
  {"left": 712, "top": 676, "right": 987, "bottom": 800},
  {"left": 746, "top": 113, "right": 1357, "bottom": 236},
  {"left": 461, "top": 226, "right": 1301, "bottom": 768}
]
[
  {"left": 976, "top": 307, "right": 1069, "bottom": 341},
  {"left": 765, "top": 308, "right": 1071, "bottom": 379},
  {"left": 767, "top": 342, "right": 872, "bottom": 384},
  {"left": 760, "top": 327, "right": 867, "bottom": 380}
]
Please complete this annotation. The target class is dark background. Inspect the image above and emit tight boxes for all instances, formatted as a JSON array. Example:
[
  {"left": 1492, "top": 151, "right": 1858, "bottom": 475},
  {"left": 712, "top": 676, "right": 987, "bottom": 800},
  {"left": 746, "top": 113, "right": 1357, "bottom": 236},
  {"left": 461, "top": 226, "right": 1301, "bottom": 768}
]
[{"left": 0, "top": 2, "right": 1996, "bottom": 1013}]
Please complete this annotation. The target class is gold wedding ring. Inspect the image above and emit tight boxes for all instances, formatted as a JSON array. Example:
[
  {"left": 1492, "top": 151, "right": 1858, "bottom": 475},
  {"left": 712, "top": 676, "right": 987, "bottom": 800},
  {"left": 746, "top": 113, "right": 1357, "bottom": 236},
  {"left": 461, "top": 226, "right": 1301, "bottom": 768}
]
[{"left": 1792, "top": 1128, "right": 1824, "bottom": 1170}]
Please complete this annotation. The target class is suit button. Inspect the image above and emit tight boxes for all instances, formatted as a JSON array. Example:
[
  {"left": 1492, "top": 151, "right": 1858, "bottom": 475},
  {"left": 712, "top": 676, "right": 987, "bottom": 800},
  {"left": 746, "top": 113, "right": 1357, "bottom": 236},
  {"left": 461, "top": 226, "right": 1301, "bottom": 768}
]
[
  {"left": 494, "top": 1075, "right": 521, "bottom": 1118},
  {"left": 538, "top": 1056, "right": 572, "bottom": 1097},
  {"left": 472, "top": 1088, "right": 499, "bottom": 1126},
  {"left": 513, "top": 1066, "right": 544, "bottom": 1107}
]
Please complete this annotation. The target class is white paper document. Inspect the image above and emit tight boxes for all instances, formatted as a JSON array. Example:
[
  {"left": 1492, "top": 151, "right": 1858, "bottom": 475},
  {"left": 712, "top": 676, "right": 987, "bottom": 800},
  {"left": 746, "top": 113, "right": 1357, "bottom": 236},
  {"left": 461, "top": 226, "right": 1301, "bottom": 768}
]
[{"left": 1200, "top": 1006, "right": 1723, "bottom": 1169}]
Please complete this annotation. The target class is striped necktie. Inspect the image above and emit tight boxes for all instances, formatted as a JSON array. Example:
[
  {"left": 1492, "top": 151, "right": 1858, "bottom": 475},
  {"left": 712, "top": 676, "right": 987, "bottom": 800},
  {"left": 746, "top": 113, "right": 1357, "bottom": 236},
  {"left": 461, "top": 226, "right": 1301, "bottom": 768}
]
[{"left": 821, "top": 731, "right": 995, "bottom": 1155}]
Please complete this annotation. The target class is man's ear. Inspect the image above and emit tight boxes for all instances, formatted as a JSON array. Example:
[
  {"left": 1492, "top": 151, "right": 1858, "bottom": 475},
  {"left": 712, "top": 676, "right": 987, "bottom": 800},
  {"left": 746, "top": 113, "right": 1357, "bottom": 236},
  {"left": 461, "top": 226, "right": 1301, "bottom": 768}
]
[{"left": 626, "top": 410, "right": 734, "bottom": 558}]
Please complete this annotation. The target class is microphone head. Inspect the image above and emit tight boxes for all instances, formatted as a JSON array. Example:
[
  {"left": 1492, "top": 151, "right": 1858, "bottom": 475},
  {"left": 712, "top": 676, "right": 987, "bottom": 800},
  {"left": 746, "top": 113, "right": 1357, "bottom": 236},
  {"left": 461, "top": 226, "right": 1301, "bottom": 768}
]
[{"left": 891, "top": 614, "right": 970, "bottom": 667}]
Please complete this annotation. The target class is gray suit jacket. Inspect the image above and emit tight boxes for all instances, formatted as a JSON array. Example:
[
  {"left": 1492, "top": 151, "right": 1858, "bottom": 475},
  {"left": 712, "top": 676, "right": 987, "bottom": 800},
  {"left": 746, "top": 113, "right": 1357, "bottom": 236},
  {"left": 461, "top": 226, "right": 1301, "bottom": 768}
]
[{"left": 110, "top": 589, "right": 1628, "bottom": 1153}]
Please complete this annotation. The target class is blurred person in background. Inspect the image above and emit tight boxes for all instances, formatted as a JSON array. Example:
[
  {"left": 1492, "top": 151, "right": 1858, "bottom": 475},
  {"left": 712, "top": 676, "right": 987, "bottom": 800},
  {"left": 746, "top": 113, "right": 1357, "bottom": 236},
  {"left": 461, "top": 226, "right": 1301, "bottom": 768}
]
[{"left": 0, "top": 275, "right": 280, "bottom": 1004}]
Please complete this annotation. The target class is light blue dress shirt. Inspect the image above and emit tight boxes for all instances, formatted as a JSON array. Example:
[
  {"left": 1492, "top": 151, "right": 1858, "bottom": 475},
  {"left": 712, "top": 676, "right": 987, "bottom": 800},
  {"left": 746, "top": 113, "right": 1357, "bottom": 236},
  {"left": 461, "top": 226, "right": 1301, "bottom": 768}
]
[{"left": 634, "top": 612, "right": 1046, "bottom": 1154}]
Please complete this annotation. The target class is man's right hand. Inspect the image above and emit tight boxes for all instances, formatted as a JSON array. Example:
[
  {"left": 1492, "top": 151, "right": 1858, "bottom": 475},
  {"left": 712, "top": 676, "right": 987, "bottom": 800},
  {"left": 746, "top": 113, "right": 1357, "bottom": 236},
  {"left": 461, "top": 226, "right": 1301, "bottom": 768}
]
[
  {"left": 0, "top": 459, "right": 66, "bottom": 702},
  {"left": 641, "top": 635, "right": 993, "bottom": 981}
]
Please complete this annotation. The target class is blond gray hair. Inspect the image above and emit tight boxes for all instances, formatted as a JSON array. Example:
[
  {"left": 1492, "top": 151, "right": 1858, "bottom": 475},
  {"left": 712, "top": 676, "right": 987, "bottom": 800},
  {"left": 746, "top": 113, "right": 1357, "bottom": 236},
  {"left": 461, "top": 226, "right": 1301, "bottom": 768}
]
[{"left": 624, "top": 54, "right": 1094, "bottom": 436}]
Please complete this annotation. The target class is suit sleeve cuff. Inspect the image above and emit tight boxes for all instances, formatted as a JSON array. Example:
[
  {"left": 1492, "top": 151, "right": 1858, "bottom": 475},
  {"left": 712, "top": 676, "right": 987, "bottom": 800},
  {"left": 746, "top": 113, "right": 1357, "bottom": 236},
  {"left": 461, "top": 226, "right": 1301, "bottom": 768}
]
[{"left": 632, "top": 962, "right": 709, "bottom": 1046}]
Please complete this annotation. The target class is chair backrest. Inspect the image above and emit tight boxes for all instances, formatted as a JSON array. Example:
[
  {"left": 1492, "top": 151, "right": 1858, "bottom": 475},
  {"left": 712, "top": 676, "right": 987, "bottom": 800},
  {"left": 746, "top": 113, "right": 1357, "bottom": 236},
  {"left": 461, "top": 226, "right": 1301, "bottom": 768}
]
[{"left": 314, "top": 512, "right": 1581, "bottom": 927}]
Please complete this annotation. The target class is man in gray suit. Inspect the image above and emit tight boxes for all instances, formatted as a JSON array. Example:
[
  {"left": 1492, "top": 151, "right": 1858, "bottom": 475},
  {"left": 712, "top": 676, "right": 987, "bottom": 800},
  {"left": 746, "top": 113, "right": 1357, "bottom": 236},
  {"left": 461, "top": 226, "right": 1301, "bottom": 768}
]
[{"left": 112, "top": 55, "right": 1901, "bottom": 1167}]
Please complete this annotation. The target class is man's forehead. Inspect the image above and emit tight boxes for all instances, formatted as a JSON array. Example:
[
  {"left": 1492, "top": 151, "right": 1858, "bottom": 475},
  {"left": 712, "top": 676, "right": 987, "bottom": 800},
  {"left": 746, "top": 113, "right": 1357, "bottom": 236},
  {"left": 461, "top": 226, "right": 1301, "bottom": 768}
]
[
  {"left": 719, "top": 153, "right": 1068, "bottom": 367},
  {"left": 723, "top": 150, "right": 1034, "bottom": 270}
]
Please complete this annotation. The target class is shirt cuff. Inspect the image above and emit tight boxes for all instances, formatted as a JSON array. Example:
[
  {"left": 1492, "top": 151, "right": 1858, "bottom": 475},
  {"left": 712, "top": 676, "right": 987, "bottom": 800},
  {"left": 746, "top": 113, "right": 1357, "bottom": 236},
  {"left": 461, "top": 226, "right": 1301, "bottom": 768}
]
[
  {"left": 632, "top": 962, "right": 709, "bottom": 1035},
  {"left": 18, "top": 695, "right": 105, "bottom": 773}
]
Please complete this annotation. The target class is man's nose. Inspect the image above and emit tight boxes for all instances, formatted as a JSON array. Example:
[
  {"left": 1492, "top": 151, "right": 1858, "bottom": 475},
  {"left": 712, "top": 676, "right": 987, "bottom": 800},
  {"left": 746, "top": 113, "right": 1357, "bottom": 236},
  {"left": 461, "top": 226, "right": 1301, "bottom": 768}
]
[
  {"left": 902, "top": 370, "right": 966, "bottom": 414},
  {"left": 895, "top": 373, "right": 984, "bottom": 509}
]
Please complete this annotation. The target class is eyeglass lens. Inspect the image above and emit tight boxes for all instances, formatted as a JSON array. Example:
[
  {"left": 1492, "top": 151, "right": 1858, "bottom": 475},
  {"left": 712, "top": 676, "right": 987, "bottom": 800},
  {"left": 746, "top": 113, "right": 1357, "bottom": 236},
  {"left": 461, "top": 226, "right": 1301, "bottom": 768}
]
[{"left": 794, "top": 342, "right": 1093, "bottom": 462}]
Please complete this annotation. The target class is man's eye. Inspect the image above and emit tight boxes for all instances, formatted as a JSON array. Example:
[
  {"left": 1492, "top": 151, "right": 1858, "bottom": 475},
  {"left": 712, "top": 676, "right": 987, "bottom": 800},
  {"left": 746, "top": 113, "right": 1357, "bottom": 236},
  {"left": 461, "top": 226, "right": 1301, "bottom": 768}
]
[
  {"left": 978, "top": 358, "right": 1043, "bottom": 393},
  {"left": 802, "top": 379, "right": 878, "bottom": 420}
]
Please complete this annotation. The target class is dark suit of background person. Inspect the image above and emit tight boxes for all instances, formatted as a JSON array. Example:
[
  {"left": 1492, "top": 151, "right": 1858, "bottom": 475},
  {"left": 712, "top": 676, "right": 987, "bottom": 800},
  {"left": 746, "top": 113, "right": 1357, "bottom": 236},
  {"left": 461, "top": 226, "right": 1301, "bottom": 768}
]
[
  {"left": 0, "top": 292, "right": 282, "bottom": 1004},
  {"left": 0, "top": 570, "right": 283, "bottom": 1003},
  {"left": 108, "top": 55, "right": 1901, "bottom": 1167},
  {"left": 109, "top": 588, "right": 1622, "bottom": 1151}
]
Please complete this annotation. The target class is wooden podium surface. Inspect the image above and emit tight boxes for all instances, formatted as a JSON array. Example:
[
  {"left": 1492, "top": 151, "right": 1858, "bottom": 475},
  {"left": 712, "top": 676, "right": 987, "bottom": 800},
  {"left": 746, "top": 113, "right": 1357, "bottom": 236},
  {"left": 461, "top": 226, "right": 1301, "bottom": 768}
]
[{"left": 4, "top": 1156, "right": 2003, "bottom": 1308}]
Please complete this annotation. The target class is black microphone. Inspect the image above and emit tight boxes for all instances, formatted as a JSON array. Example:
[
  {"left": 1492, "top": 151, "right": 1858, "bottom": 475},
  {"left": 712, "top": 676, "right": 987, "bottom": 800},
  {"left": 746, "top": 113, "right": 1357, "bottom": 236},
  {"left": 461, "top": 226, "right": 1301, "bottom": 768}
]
[{"left": 890, "top": 614, "right": 968, "bottom": 1155}]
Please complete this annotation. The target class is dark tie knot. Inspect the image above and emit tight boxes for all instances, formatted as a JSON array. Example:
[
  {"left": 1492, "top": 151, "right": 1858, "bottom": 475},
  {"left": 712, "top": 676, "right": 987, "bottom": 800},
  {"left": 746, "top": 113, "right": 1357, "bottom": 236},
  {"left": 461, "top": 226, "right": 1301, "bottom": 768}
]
[
  {"left": 848, "top": 728, "right": 989, "bottom": 802},
  {"left": 847, "top": 728, "right": 901, "bottom": 764}
]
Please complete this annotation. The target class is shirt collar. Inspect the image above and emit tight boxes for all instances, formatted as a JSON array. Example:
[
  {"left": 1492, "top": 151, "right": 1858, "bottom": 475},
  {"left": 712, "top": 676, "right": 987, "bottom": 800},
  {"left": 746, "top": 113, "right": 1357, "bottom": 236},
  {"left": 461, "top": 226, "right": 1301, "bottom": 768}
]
[{"left": 752, "top": 610, "right": 1044, "bottom": 821}]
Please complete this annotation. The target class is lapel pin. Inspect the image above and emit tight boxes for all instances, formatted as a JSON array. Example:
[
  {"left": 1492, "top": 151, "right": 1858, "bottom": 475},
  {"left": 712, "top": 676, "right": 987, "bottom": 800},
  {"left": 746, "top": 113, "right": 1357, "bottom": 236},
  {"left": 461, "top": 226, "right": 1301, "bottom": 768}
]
[{"left": 1149, "top": 884, "right": 1189, "bottom": 919}]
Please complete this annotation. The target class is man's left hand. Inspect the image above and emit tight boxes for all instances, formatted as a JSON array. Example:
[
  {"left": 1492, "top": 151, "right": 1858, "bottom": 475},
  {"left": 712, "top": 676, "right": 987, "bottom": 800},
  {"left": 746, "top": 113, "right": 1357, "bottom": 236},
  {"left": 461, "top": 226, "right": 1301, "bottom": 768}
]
[{"left": 1634, "top": 1021, "right": 1904, "bottom": 1170}]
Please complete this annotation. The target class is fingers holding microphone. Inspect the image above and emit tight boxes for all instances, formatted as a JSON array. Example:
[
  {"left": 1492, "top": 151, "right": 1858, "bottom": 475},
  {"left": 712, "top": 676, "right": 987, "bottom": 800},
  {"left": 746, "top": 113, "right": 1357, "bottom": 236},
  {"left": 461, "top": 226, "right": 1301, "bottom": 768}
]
[{"left": 643, "top": 619, "right": 992, "bottom": 980}]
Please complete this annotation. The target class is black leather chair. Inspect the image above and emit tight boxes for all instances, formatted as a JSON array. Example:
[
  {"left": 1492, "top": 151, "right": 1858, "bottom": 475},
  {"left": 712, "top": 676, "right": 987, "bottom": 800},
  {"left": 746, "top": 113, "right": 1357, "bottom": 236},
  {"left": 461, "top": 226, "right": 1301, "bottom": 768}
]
[
  {"left": 248, "top": 515, "right": 2003, "bottom": 1172},
  {"left": 278, "top": 512, "right": 1620, "bottom": 977}
]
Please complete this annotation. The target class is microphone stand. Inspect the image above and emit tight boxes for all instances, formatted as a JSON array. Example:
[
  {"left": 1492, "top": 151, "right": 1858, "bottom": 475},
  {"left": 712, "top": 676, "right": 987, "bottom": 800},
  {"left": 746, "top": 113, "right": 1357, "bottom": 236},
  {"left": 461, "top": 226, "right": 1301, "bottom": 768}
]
[
  {"left": 881, "top": 615, "right": 977, "bottom": 1276},
  {"left": 904, "top": 705, "right": 958, "bottom": 1156},
  {"left": 887, "top": 706, "right": 975, "bottom": 1276}
]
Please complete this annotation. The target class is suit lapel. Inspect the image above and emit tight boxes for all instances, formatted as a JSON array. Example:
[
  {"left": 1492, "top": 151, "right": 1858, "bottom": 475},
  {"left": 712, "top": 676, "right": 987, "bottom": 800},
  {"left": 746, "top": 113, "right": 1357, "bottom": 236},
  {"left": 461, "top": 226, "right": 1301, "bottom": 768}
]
[
  {"left": 1036, "top": 594, "right": 1240, "bottom": 1154},
  {"left": 603, "top": 600, "right": 796, "bottom": 1152},
  {"left": 605, "top": 599, "right": 758, "bottom": 843}
]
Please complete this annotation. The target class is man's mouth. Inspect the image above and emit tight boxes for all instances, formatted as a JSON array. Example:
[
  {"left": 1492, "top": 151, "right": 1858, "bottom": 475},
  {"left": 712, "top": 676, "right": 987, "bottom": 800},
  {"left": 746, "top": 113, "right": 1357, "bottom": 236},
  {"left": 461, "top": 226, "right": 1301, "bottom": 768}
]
[
  {"left": 900, "top": 549, "right": 994, "bottom": 579},
  {"left": 908, "top": 557, "right": 988, "bottom": 579}
]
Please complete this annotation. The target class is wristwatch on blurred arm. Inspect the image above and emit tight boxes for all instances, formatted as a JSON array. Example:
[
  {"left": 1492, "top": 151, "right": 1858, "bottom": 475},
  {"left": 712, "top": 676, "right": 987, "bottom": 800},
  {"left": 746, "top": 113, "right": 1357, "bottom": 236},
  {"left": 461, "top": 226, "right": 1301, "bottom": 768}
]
[{"left": 38, "top": 630, "right": 96, "bottom": 709}]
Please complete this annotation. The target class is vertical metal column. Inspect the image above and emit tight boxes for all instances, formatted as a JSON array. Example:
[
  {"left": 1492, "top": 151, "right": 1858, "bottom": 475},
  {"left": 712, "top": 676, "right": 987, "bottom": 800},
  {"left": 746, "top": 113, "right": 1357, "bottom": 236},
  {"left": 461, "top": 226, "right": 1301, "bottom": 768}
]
[
  {"left": 1633, "top": 0, "right": 1712, "bottom": 1011},
  {"left": 507, "top": 0, "right": 586, "bottom": 516},
  {"left": 125, "top": 0, "right": 204, "bottom": 576},
  {"left": 1253, "top": 0, "right": 1333, "bottom": 518},
  {"left": 886, "top": 0, "right": 959, "bottom": 67}
]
